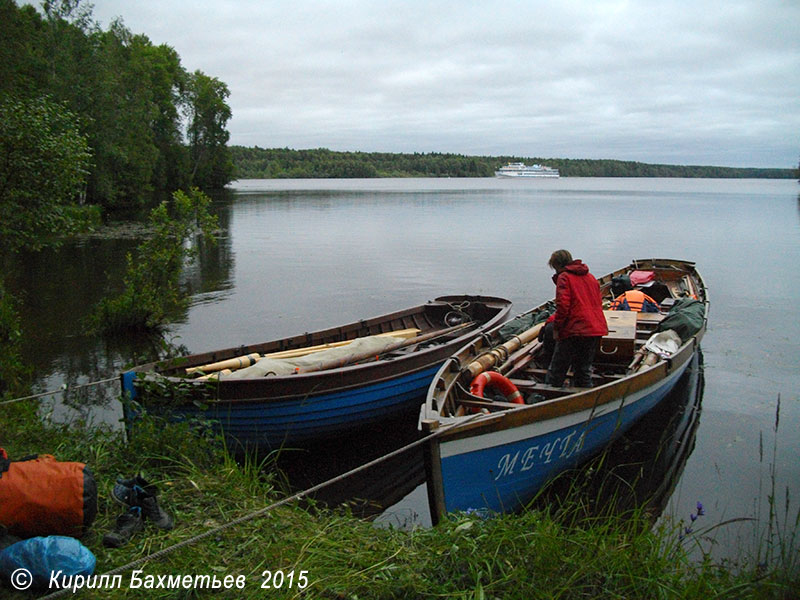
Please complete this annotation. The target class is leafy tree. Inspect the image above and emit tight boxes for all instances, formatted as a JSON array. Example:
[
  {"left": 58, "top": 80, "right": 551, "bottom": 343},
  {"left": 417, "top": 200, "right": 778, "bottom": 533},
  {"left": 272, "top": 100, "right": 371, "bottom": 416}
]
[
  {"left": 0, "top": 94, "right": 92, "bottom": 252},
  {"left": 0, "top": 93, "right": 91, "bottom": 399},
  {"left": 140, "top": 42, "right": 190, "bottom": 194},
  {"left": 90, "top": 188, "right": 218, "bottom": 333},
  {"left": 2, "top": 1, "right": 233, "bottom": 208},
  {"left": 87, "top": 21, "right": 161, "bottom": 207},
  {"left": 0, "top": 0, "right": 49, "bottom": 97},
  {"left": 185, "top": 71, "right": 234, "bottom": 190}
]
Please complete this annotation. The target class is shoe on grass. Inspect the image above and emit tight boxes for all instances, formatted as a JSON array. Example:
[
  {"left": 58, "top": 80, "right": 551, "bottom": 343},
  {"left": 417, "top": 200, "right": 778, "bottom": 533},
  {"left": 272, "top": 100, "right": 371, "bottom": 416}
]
[
  {"left": 135, "top": 485, "right": 175, "bottom": 530},
  {"left": 112, "top": 474, "right": 157, "bottom": 506},
  {"left": 103, "top": 506, "right": 143, "bottom": 548}
]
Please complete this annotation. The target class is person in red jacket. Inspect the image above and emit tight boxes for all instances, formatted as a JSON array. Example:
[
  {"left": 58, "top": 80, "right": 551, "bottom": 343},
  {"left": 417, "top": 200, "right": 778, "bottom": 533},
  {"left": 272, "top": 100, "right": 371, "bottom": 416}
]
[{"left": 545, "top": 250, "right": 608, "bottom": 387}]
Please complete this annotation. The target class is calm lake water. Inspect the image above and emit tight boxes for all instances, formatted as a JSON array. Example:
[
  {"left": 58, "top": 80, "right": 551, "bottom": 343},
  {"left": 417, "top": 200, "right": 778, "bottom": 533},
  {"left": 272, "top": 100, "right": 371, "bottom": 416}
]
[{"left": 6, "top": 177, "right": 799, "bottom": 561}]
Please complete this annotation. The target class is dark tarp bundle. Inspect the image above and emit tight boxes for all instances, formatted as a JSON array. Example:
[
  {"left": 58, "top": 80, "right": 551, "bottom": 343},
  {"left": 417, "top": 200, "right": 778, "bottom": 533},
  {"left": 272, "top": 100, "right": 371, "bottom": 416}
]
[
  {"left": 611, "top": 274, "right": 632, "bottom": 296},
  {"left": 498, "top": 302, "right": 555, "bottom": 341},
  {"left": 656, "top": 298, "right": 705, "bottom": 342}
]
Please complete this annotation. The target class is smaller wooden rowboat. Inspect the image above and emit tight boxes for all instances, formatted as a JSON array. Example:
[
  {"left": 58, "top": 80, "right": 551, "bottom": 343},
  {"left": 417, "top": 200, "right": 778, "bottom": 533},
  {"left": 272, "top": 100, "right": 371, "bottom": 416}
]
[
  {"left": 121, "top": 295, "right": 512, "bottom": 449},
  {"left": 420, "top": 259, "right": 708, "bottom": 523}
]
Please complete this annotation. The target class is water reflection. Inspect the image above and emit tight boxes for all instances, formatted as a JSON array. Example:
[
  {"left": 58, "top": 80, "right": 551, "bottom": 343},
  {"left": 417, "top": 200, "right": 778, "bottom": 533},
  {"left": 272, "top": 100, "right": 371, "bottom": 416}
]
[
  {"left": 178, "top": 198, "right": 236, "bottom": 314},
  {"left": 36, "top": 334, "right": 171, "bottom": 426},
  {"left": 1, "top": 192, "right": 237, "bottom": 425},
  {"left": 270, "top": 406, "right": 425, "bottom": 520},
  {"left": 796, "top": 193, "right": 800, "bottom": 226},
  {"left": 536, "top": 351, "right": 704, "bottom": 519}
]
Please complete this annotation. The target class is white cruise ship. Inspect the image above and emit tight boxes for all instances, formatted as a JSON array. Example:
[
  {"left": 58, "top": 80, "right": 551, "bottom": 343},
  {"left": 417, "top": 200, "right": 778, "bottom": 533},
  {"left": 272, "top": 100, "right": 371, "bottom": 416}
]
[{"left": 495, "top": 162, "right": 560, "bottom": 178}]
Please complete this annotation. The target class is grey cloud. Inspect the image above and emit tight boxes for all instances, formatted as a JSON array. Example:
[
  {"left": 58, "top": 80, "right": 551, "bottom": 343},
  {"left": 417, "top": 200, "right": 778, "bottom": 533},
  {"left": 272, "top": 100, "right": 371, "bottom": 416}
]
[{"left": 91, "top": 0, "right": 800, "bottom": 167}]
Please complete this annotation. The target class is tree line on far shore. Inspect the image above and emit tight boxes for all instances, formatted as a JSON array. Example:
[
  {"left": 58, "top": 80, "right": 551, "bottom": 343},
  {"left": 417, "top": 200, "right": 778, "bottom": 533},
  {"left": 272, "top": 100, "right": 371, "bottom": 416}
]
[{"left": 231, "top": 146, "right": 797, "bottom": 180}]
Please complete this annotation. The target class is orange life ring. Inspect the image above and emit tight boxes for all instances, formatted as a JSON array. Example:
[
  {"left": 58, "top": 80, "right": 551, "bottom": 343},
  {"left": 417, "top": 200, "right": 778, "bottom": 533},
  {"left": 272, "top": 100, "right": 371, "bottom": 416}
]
[{"left": 469, "top": 371, "right": 524, "bottom": 404}]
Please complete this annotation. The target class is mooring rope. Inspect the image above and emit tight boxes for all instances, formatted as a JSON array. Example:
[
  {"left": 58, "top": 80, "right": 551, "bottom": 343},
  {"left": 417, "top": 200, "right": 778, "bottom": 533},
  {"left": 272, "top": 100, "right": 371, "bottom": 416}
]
[
  {"left": 0, "top": 377, "right": 118, "bottom": 406},
  {"left": 37, "top": 414, "right": 481, "bottom": 599}
]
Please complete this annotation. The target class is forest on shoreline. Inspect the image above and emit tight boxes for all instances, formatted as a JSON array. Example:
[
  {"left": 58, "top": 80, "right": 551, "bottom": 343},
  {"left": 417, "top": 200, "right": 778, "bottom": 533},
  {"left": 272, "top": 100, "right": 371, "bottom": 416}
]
[
  {"left": 231, "top": 146, "right": 797, "bottom": 180},
  {"left": 1, "top": 0, "right": 234, "bottom": 214}
]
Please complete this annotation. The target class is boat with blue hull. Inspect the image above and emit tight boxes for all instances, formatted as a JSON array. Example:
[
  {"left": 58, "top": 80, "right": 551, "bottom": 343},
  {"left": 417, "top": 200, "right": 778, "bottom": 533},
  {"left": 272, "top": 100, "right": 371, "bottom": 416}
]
[
  {"left": 121, "top": 295, "right": 512, "bottom": 450},
  {"left": 420, "top": 259, "right": 707, "bottom": 523}
]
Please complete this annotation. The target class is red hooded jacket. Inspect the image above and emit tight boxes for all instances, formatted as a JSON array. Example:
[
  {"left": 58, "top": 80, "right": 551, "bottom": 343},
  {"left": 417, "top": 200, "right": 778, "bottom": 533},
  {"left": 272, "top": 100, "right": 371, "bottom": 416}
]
[{"left": 551, "top": 260, "right": 608, "bottom": 340}]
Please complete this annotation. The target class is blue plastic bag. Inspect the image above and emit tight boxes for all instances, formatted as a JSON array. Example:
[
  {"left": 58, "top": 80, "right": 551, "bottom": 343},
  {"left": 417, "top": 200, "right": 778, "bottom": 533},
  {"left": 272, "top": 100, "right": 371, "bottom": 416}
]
[{"left": 0, "top": 536, "right": 95, "bottom": 590}]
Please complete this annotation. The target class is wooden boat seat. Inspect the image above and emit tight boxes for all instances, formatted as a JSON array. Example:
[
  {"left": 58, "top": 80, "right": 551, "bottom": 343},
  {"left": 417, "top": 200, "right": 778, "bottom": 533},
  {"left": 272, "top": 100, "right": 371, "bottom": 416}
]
[{"left": 527, "top": 385, "right": 581, "bottom": 399}]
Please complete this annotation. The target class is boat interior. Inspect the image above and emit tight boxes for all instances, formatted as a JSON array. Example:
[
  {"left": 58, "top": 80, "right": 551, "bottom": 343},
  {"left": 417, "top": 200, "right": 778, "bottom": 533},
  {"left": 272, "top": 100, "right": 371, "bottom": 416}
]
[
  {"left": 159, "top": 297, "right": 510, "bottom": 379},
  {"left": 445, "top": 263, "right": 704, "bottom": 415}
]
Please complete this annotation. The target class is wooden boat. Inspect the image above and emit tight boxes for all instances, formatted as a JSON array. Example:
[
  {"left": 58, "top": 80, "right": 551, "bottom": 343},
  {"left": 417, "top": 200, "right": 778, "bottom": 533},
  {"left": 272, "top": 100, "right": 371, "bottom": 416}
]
[
  {"left": 420, "top": 259, "right": 708, "bottom": 523},
  {"left": 121, "top": 295, "right": 512, "bottom": 449}
]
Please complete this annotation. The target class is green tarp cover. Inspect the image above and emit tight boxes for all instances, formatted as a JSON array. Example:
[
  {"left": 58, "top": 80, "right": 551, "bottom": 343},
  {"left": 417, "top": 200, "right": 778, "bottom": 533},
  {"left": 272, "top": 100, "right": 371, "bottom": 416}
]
[
  {"left": 498, "top": 302, "right": 555, "bottom": 341},
  {"left": 656, "top": 298, "right": 705, "bottom": 342}
]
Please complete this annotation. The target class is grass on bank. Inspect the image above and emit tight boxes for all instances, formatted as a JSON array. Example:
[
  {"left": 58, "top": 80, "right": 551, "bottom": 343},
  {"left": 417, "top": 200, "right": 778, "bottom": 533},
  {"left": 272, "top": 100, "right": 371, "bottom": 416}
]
[{"left": 1, "top": 400, "right": 798, "bottom": 600}]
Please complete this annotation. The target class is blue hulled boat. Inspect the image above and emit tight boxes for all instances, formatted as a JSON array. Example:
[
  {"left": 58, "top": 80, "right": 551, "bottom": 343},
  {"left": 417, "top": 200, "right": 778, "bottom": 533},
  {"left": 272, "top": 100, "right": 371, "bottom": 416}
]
[
  {"left": 420, "top": 259, "right": 707, "bottom": 522},
  {"left": 121, "top": 295, "right": 512, "bottom": 450}
]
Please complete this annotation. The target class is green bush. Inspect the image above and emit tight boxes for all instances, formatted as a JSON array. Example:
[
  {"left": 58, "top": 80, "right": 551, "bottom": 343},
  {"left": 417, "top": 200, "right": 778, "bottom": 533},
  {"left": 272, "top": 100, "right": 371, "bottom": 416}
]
[
  {"left": 90, "top": 188, "right": 217, "bottom": 333},
  {"left": 0, "top": 279, "right": 30, "bottom": 399}
]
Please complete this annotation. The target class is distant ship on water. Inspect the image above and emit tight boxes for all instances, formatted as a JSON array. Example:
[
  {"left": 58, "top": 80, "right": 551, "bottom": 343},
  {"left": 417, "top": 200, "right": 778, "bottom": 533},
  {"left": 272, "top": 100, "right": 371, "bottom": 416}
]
[{"left": 495, "top": 162, "right": 560, "bottom": 178}]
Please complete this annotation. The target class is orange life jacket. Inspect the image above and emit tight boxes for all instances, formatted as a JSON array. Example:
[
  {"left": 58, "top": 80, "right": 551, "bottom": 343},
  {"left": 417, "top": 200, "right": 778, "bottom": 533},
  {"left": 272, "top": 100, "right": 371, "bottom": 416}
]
[{"left": 610, "top": 290, "right": 660, "bottom": 313}]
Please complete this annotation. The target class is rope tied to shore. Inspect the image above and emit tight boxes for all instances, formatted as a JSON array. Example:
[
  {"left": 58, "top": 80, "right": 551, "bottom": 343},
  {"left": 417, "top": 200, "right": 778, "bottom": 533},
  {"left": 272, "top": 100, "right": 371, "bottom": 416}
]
[{"left": 0, "top": 377, "right": 119, "bottom": 406}]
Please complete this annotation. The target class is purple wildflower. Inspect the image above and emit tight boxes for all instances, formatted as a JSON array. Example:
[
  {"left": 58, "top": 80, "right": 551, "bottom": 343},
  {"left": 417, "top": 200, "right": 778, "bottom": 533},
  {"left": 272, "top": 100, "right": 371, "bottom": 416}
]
[{"left": 696, "top": 501, "right": 705, "bottom": 516}]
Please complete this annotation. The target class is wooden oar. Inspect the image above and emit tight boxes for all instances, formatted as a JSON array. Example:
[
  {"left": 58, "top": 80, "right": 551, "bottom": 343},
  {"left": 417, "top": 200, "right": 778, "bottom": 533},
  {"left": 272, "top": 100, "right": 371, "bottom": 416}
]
[
  {"left": 463, "top": 322, "right": 545, "bottom": 380},
  {"left": 196, "top": 369, "right": 232, "bottom": 381},
  {"left": 627, "top": 348, "right": 647, "bottom": 371},
  {"left": 186, "top": 353, "right": 260, "bottom": 376},
  {"left": 260, "top": 328, "right": 420, "bottom": 360},
  {"left": 635, "top": 351, "right": 660, "bottom": 371},
  {"left": 295, "top": 322, "right": 475, "bottom": 375}
]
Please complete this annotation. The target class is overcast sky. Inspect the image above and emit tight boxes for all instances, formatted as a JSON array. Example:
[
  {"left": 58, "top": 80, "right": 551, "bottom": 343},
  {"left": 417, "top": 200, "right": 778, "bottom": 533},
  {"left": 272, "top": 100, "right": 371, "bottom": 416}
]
[{"left": 87, "top": 0, "right": 799, "bottom": 168}]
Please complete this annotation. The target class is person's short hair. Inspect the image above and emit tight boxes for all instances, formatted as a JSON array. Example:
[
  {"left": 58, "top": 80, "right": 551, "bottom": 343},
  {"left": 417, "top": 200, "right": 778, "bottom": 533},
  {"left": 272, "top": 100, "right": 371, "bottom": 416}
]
[{"left": 548, "top": 249, "right": 573, "bottom": 271}]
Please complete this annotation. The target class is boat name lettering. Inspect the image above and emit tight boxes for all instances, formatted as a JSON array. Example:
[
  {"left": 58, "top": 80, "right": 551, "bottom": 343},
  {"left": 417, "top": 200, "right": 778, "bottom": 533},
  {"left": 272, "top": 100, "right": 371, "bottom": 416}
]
[{"left": 494, "top": 429, "right": 585, "bottom": 481}]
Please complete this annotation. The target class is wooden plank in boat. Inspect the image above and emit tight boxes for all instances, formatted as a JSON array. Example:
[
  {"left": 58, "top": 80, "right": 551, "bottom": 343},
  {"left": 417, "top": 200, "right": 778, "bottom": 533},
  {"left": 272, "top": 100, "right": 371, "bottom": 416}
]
[
  {"left": 260, "top": 328, "right": 420, "bottom": 359},
  {"left": 636, "top": 312, "right": 665, "bottom": 325}
]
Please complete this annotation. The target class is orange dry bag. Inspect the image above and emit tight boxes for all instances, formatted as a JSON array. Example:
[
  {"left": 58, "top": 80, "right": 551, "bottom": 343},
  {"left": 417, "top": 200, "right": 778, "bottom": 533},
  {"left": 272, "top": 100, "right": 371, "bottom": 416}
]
[{"left": 0, "top": 447, "right": 97, "bottom": 538}]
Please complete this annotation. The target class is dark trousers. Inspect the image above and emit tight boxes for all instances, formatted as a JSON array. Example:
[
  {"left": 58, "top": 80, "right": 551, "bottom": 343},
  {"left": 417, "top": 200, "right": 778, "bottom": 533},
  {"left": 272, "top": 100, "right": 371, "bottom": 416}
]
[{"left": 546, "top": 336, "right": 600, "bottom": 387}]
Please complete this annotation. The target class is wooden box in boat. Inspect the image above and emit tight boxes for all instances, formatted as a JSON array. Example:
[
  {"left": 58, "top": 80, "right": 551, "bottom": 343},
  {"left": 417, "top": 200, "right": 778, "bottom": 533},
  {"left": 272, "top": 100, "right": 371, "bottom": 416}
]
[{"left": 597, "top": 311, "right": 638, "bottom": 364}]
